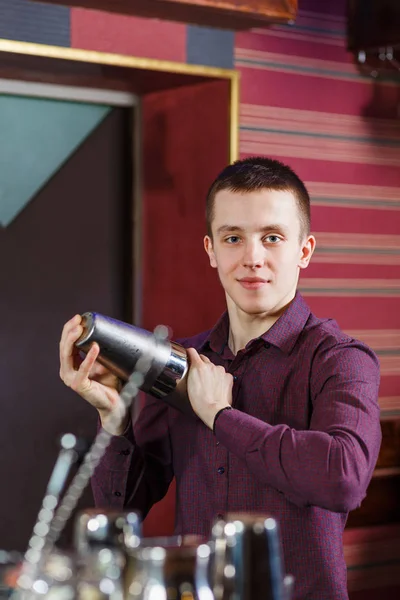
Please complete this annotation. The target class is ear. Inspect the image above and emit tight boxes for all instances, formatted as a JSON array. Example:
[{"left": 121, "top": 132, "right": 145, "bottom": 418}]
[
  {"left": 204, "top": 235, "right": 217, "bottom": 268},
  {"left": 298, "top": 235, "right": 316, "bottom": 270}
]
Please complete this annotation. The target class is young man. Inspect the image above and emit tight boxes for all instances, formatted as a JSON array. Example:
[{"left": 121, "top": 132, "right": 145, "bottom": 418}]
[{"left": 59, "top": 157, "right": 381, "bottom": 599}]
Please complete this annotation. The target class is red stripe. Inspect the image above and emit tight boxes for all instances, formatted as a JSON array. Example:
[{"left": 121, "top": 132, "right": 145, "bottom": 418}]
[
  {"left": 311, "top": 207, "right": 400, "bottom": 235},
  {"left": 238, "top": 68, "right": 400, "bottom": 118},
  {"left": 304, "top": 297, "right": 400, "bottom": 329},
  {"left": 306, "top": 263, "right": 400, "bottom": 281},
  {"left": 379, "top": 377, "right": 400, "bottom": 397},
  {"left": 70, "top": 7, "right": 186, "bottom": 63},
  {"left": 236, "top": 32, "right": 349, "bottom": 64},
  {"left": 240, "top": 153, "right": 400, "bottom": 188}
]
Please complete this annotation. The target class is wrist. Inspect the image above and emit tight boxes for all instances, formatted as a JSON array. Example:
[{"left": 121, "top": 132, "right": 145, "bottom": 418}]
[
  {"left": 212, "top": 405, "right": 233, "bottom": 435},
  {"left": 98, "top": 407, "right": 129, "bottom": 436}
]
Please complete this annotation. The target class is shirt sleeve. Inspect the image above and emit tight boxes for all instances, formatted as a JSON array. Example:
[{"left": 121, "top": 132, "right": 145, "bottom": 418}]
[
  {"left": 214, "top": 339, "right": 382, "bottom": 513},
  {"left": 91, "top": 394, "right": 173, "bottom": 519}
]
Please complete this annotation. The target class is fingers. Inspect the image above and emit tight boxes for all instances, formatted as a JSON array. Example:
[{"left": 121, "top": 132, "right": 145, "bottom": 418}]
[
  {"left": 59, "top": 314, "right": 81, "bottom": 351},
  {"left": 59, "top": 317, "right": 121, "bottom": 414},
  {"left": 70, "top": 343, "right": 100, "bottom": 393},
  {"left": 199, "top": 354, "right": 212, "bottom": 364},
  {"left": 59, "top": 314, "right": 84, "bottom": 382},
  {"left": 187, "top": 348, "right": 216, "bottom": 368},
  {"left": 79, "top": 343, "right": 100, "bottom": 380}
]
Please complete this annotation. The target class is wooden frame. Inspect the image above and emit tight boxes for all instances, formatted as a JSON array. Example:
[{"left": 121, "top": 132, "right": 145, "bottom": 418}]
[
  {"left": 0, "top": 39, "right": 239, "bottom": 163},
  {"left": 40, "top": 0, "right": 297, "bottom": 29}
]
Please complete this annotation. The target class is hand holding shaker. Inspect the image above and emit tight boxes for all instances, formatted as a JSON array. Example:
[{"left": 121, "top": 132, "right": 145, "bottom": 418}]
[{"left": 75, "top": 312, "right": 195, "bottom": 417}]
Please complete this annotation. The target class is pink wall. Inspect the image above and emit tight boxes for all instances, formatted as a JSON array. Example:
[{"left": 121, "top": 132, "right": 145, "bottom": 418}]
[
  {"left": 236, "top": 2, "right": 400, "bottom": 416},
  {"left": 70, "top": 8, "right": 186, "bottom": 62}
]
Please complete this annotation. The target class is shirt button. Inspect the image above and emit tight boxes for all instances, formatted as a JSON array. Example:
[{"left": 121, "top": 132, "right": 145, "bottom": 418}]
[
  {"left": 233, "top": 375, "right": 238, "bottom": 382},
  {"left": 114, "top": 491, "right": 122, "bottom": 497},
  {"left": 264, "top": 342, "right": 270, "bottom": 349},
  {"left": 217, "top": 466, "right": 225, "bottom": 475}
]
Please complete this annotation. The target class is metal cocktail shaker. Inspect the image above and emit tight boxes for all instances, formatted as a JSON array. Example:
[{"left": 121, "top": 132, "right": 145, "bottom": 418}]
[{"left": 75, "top": 312, "right": 194, "bottom": 417}]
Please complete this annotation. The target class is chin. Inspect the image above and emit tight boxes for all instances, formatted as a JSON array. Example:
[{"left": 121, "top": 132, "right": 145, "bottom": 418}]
[
  {"left": 237, "top": 298, "right": 276, "bottom": 315},
  {"left": 225, "top": 284, "right": 291, "bottom": 316}
]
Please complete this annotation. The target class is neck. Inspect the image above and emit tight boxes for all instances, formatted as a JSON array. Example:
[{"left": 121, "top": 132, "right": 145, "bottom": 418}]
[{"left": 227, "top": 292, "right": 296, "bottom": 354}]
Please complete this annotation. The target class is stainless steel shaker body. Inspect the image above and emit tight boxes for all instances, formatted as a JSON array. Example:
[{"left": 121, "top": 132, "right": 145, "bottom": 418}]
[{"left": 75, "top": 312, "right": 194, "bottom": 417}]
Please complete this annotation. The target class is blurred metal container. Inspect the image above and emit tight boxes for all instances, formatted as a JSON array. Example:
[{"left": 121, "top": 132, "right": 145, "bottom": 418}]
[
  {"left": 125, "top": 543, "right": 213, "bottom": 600},
  {"left": 74, "top": 510, "right": 142, "bottom": 600},
  {"left": 210, "top": 513, "right": 294, "bottom": 600},
  {"left": 74, "top": 510, "right": 141, "bottom": 555}
]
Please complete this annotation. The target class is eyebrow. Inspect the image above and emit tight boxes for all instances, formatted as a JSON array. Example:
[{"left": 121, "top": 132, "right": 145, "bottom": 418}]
[{"left": 216, "top": 224, "right": 288, "bottom": 235}]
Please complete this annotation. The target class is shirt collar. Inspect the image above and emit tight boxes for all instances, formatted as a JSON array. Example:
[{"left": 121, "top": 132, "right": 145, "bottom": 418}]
[
  {"left": 261, "top": 292, "right": 311, "bottom": 354},
  {"left": 199, "top": 292, "right": 311, "bottom": 356},
  {"left": 199, "top": 311, "right": 230, "bottom": 355}
]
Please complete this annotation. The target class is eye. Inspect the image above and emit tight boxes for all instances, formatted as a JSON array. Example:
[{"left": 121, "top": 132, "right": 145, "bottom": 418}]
[
  {"left": 225, "top": 235, "right": 241, "bottom": 244},
  {"left": 264, "top": 235, "right": 281, "bottom": 244}
]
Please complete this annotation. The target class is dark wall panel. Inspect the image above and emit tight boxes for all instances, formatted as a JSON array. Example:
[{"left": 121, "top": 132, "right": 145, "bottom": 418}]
[{"left": 0, "top": 107, "right": 132, "bottom": 551}]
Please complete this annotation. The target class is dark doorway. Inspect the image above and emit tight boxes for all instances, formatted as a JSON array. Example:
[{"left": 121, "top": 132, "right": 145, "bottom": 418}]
[{"left": 0, "top": 106, "right": 134, "bottom": 551}]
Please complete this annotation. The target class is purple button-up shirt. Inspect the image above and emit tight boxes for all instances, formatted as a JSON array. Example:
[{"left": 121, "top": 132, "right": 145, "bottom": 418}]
[{"left": 92, "top": 293, "right": 381, "bottom": 599}]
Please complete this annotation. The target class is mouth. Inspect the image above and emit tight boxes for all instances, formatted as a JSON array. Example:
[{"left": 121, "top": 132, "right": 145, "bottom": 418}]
[{"left": 238, "top": 277, "right": 269, "bottom": 290}]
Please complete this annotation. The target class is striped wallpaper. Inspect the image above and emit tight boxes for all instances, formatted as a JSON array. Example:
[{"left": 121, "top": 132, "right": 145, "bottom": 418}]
[{"left": 235, "top": 2, "right": 400, "bottom": 420}]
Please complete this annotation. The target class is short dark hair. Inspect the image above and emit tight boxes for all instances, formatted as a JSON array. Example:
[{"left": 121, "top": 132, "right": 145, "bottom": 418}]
[{"left": 206, "top": 156, "right": 311, "bottom": 240}]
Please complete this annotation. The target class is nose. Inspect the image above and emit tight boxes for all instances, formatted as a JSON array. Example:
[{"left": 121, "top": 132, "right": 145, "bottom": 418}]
[{"left": 242, "top": 240, "right": 264, "bottom": 269}]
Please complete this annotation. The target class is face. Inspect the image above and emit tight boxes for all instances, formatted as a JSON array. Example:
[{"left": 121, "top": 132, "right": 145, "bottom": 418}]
[{"left": 204, "top": 189, "right": 315, "bottom": 317}]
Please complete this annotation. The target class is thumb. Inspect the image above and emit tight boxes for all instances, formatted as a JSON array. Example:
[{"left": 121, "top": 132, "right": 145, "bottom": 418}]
[{"left": 186, "top": 347, "right": 202, "bottom": 366}]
